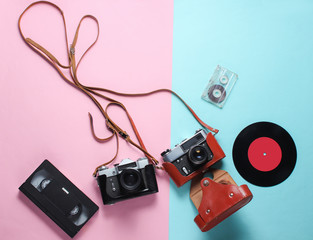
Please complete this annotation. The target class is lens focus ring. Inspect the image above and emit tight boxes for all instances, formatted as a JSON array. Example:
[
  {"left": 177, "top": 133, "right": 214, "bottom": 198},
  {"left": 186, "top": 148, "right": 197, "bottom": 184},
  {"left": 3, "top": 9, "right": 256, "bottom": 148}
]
[
  {"left": 188, "top": 145, "right": 208, "bottom": 165},
  {"left": 120, "top": 169, "right": 142, "bottom": 192}
]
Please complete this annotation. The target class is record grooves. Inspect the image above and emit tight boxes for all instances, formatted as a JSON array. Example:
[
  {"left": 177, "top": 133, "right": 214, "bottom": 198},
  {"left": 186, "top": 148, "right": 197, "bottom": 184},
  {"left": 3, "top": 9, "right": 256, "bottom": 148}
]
[{"left": 232, "top": 122, "right": 297, "bottom": 187}]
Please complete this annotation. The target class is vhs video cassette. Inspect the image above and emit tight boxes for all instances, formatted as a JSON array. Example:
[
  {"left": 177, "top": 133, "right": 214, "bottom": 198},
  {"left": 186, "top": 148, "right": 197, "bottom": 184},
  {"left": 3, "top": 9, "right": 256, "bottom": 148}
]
[{"left": 19, "top": 160, "right": 99, "bottom": 238}]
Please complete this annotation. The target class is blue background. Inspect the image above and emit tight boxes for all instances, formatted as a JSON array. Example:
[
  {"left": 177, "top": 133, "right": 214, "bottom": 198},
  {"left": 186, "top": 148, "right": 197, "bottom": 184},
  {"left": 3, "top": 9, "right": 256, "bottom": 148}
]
[{"left": 170, "top": 1, "right": 313, "bottom": 239}]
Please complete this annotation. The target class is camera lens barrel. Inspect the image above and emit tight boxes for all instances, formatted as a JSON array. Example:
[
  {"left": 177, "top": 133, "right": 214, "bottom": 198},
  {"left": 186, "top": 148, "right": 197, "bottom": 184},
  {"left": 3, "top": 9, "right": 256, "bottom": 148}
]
[
  {"left": 189, "top": 145, "right": 208, "bottom": 165},
  {"left": 120, "top": 169, "right": 142, "bottom": 192}
]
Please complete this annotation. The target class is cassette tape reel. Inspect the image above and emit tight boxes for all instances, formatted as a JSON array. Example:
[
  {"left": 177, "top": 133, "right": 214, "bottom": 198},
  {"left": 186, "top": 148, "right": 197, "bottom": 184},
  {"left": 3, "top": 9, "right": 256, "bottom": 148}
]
[{"left": 201, "top": 65, "right": 238, "bottom": 108}]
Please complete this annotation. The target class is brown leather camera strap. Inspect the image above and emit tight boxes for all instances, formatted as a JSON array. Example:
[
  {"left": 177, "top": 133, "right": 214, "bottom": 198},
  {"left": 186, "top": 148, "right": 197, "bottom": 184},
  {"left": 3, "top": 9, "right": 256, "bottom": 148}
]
[
  {"left": 18, "top": 1, "right": 219, "bottom": 176},
  {"left": 85, "top": 87, "right": 219, "bottom": 134}
]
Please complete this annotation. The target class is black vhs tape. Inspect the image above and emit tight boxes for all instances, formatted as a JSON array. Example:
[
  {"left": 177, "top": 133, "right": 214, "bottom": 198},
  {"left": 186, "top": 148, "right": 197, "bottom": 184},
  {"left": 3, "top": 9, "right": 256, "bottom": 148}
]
[{"left": 19, "top": 160, "right": 99, "bottom": 238}]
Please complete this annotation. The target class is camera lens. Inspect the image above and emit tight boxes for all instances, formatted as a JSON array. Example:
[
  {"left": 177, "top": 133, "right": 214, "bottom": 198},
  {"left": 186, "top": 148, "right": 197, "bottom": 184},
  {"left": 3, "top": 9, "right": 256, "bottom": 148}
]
[
  {"left": 120, "top": 169, "right": 142, "bottom": 192},
  {"left": 189, "top": 146, "right": 208, "bottom": 165}
]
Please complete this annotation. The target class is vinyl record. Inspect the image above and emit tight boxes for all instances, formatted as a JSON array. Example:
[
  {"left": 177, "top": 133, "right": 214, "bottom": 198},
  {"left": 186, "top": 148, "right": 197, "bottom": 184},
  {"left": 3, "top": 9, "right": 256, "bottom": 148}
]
[
  {"left": 208, "top": 84, "right": 226, "bottom": 103},
  {"left": 232, "top": 122, "right": 296, "bottom": 187}
]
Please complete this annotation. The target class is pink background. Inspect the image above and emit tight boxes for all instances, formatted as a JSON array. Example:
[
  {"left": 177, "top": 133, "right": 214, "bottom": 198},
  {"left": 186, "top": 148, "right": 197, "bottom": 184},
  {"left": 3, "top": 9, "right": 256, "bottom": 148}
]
[{"left": 0, "top": 0, "right": 173, "bottom": 239}]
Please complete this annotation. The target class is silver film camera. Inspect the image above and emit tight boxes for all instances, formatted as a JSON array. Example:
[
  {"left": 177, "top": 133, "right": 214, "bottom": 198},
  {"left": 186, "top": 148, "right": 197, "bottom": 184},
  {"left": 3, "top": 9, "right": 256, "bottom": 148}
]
[
  {"left": 161, "top": 129, "right": 213, "bottom": 176},
  {"left": 96, "top": 158, "right": 158, "bottom": 204}
]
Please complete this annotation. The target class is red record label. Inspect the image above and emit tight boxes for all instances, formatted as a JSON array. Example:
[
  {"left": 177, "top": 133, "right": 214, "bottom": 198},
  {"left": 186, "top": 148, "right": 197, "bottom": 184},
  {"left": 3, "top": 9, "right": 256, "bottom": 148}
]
[{"left": 248, "top": 137, "right": 282, "bottom": 172}]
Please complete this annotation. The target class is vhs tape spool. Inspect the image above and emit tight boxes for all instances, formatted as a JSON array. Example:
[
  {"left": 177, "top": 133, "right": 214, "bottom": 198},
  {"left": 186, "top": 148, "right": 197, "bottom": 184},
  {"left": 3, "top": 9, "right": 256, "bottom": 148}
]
[
  {"left": 19, "top": 160, "right": 99, "bottom": 238},
  {"left": 201, "top": 65, "right": 238, "bottom": 108}
]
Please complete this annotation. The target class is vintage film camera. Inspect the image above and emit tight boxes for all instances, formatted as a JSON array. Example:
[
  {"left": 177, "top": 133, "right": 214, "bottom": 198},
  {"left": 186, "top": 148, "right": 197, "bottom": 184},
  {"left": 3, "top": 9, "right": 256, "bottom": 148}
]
[
  {"left": 161, "top": 129, "right": 225, "bottom": 187},
  {"left": 96, "top": 158, "right": 158, "bottom": 205}
]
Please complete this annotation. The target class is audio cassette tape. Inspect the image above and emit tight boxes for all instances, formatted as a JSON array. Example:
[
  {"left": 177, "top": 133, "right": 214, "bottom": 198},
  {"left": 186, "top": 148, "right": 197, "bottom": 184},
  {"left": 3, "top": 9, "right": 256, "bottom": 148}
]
[
  {"left": 201, "top": 65, "right": 238, "bottom": 108},
  {"left": 19, "top": 160, "right": 99, "bottom": 238}
]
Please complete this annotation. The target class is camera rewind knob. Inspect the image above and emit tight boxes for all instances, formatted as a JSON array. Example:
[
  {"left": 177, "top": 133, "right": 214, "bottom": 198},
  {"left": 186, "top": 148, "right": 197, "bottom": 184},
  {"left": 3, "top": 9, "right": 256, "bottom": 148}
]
[
  {"left": 161, "top": 149, "right": 170, "bottom": 156},
  {"left": 98, "top": 166, "right": 108, "bottom": 171}
]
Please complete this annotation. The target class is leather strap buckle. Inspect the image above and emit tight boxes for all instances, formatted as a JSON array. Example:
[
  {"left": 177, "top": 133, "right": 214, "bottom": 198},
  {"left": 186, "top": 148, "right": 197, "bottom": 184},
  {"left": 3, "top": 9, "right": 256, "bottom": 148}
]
[
  {"left": 119, "top": 131, "right": 129, "bottom": 139},
  {"left": 70, "top": 45, "right": 75, "bottom": 55}
]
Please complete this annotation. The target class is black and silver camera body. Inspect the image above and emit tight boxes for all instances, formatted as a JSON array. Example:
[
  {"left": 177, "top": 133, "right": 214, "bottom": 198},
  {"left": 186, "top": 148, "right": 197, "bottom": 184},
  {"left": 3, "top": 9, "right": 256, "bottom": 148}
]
[
  {"left": 96, "top": 158, "right": 158, "bottom": 205},
  {"left": 161, "top": 129, "right": 213, "bottom": 177}
]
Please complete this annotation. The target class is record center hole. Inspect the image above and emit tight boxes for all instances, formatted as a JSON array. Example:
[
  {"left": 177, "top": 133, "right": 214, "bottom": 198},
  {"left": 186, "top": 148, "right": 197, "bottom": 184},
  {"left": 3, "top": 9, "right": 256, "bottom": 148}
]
[{"left": 263, "top": 152, "right": 267, "bottom": 156}]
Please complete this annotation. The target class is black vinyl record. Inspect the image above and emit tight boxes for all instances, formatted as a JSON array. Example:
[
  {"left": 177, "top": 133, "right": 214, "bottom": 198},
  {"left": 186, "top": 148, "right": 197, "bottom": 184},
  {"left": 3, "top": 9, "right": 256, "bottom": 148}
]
[{"left": 232, "top": 122, "right": 296, "bottom": 187}]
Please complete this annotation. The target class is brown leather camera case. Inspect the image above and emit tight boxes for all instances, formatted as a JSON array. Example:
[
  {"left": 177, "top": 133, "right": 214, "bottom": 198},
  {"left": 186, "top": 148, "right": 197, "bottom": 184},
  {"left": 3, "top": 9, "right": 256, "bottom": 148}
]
[
  {"left": 162, "top": 132, "right": 225, "bottom": 187},
  {"left": 190, "top": 169, "right": 253, "bottom": 232}
]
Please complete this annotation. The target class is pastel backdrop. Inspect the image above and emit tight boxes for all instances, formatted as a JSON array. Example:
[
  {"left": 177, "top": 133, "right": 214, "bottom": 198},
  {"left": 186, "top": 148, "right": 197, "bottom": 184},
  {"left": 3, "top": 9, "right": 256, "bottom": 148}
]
[
  {"left": 1, "top": 1, "right": 313, "bottom": 240},
  {"left": 0, "top": 0, "right": 172, "bottom": 239},
  {"left": 170, "top": 1, "right": 313, "bottom": 240}
]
